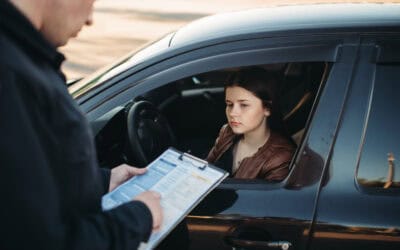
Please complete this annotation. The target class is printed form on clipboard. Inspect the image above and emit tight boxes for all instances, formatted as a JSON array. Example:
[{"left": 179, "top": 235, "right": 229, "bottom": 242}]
[{"left": 102, "top": 148, "right": 229, "bottom": 250}]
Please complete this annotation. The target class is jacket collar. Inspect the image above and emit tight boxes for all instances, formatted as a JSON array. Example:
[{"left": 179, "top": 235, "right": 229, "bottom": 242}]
[{"left": 0, "top": 1, "right": 65, "bottom": 69}]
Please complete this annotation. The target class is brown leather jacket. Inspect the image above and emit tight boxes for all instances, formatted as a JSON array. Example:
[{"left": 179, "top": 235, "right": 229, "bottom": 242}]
[{"left": 207, "top": 124, "right": 296, "bottom": 181}]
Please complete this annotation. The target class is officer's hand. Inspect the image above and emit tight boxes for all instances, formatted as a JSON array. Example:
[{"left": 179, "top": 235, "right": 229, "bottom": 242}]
[
  {"left": 109, "top": 164, "right": 147, "bottom": 192},
  {"left": 135, "top": 191, "right": 163, "bottom": 231}
]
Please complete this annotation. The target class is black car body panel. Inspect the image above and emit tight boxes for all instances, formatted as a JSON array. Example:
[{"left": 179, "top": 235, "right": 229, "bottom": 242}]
[{"left": 70, "top": 3, "right": 400, "bottom": 249}]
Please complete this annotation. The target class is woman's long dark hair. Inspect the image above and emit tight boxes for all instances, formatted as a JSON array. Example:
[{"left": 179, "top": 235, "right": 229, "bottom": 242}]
[{"left": 225, "top": 66, "right": 290, "bottom": 137}]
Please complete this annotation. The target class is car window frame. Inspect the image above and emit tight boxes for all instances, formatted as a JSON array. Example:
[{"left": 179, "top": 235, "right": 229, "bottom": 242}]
[
  {"left": 85, "top": 33, "right": 359, "bottom": 189},
  {"left": 354, "top": 37, "right": 400, "bottom": 194},
  {"left": 83, "top": 34, "right": 349, "bottom": 118}
]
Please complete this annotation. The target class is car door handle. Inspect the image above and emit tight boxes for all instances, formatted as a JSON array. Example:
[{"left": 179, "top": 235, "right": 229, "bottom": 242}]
[{"left": 225, "top": 236, "right": 292, "bottom": 250}]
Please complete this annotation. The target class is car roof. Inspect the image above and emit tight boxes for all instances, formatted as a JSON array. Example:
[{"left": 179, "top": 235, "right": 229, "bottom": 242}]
[
  {"left": 170, "top": 3, "right": 400, "bottom": 47},
  {"left": 73, "top": 3, "right": 400, "bottom": 100}
]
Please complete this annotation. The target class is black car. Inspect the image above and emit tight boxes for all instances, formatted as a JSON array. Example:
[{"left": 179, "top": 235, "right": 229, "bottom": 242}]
[{"left": 70, "top": 3, "right": 400, "bottom": 249}]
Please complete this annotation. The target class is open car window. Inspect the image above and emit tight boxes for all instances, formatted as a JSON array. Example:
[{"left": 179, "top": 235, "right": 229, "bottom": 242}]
[
  {"left": 142, "top": 62, "right": 329, "bottom": 154},
  {"left": 94, "top": 61, "right": 331, "bottom": 185}
]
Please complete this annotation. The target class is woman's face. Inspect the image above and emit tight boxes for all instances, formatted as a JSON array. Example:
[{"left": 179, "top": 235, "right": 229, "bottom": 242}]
[{"left": 225, "top": 86, "right": 270, "bottom": 135}]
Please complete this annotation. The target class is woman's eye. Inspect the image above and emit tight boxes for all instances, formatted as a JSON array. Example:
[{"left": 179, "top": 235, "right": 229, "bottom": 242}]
[
  {"left": 226, "top": 103, "right": 233, "bottom": 108},
  {"left": 240, "top": 104, "right": 249, "bottom": 108}
]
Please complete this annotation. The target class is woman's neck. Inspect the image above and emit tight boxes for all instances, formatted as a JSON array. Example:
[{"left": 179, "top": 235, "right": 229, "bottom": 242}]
[{"left": 242, "top": 125, "right": 271, "bottom": 149}]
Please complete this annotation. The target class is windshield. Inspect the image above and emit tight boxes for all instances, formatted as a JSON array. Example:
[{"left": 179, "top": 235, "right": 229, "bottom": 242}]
[{"left": 69, "top": 32, "right": 174, "bottom": 98}]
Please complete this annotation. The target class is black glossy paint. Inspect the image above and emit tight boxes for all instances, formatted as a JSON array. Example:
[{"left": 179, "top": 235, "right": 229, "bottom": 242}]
[
  {"left": 72, "top": 3, "right": 400, "bottom": 250},
  {"left": 309, "top": 42, "right": 400, "bottom": 250}
]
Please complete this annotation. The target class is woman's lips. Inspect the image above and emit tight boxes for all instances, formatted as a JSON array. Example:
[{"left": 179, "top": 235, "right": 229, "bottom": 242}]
[{"left": 230, "top": 121, "right": 241, "bottom": 126}]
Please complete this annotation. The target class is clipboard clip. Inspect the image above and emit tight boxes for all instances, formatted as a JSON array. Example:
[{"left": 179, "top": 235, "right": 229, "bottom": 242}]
[{"left": 178, "top": 151, "right": 208, "bottom": 170}]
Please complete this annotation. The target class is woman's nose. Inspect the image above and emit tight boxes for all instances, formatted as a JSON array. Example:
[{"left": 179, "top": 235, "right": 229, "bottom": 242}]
[{"left": 229, "top": 105, "right": 239, "bottom": 116}]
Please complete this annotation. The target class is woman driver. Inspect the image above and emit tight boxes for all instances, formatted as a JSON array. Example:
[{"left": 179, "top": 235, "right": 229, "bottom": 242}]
[{"left": 207, "top": 67, "right": 296, "bottom": 181}]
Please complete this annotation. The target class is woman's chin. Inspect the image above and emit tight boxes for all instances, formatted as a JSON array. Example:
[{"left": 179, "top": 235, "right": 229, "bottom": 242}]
[{"left": 230, "top": 127, "right": 245, "bottom": 134}]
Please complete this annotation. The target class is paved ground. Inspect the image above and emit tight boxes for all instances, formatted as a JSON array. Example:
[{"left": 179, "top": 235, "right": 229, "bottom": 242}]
[{"left": 60, "top": 0, "right": 398, "bottom": 79}]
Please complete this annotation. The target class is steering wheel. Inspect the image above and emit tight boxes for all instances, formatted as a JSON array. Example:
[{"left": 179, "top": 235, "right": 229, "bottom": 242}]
[{"left": 126, "top": 100, "right": 176, "bottom": 167}]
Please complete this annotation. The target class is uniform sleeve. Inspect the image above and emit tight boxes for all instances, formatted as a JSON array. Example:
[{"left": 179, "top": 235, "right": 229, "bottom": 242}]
[
  {"left": 0, "top": 69, "right": 152, "bottom": 250},
  {"left": 101, "top": 168, "right": 111, "bottom": 193}
]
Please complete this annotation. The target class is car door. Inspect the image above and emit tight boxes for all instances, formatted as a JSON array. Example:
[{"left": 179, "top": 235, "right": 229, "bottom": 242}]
[
  {"left": 309, "top": 35, "right": 400, "bottom": 250},
  {"left": 83, "top": 33, "right": 359, "bottom": 250},
  {"left": 182, "top": 43, "right": 359, "bottom": 250}
]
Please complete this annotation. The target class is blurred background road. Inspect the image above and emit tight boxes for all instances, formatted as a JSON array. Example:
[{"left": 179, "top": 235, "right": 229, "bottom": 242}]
[
  {"left": 60, "top": 0, "right": 269, "bottom": 79},
  {"left": 60, "top": 0, "right": 395, "bottom": 80}
]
